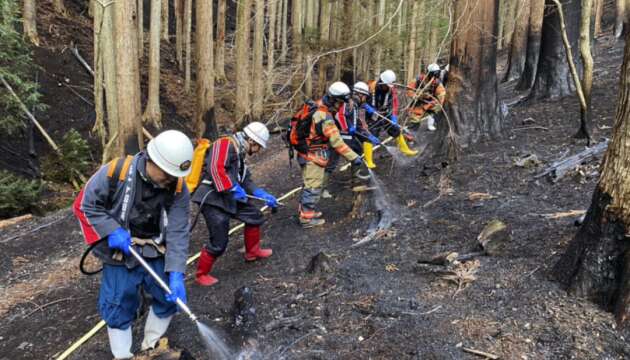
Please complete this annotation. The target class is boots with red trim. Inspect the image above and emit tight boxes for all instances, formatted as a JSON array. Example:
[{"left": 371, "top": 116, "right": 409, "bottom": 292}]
[
  {"left": 195, "top": 249, "right": 219, "bottom": 286},
  {"left": 244, "top": 225, "right": 272, "bottom": 261}
]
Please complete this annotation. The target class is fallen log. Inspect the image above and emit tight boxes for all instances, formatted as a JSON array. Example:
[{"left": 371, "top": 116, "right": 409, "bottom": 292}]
[
  {"left": 0, "top": 214, "right": 33, "bottom": 230},
  {"left": 535, "top": 140, "right": 609, "bottom": 182}
]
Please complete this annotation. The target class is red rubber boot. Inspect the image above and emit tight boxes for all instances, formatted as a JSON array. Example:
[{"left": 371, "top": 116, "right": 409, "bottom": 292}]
[
  {"left": 244, "top": 225, "right": 272, "bottom": 261},
  {"left": 195, "top": 249, "right": 219, "bottom": 286}
]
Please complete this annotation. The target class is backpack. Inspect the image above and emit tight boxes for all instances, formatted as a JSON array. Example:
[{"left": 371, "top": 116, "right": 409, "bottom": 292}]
[
  {"left": 286, "top": 100, "right": 319, "bottom": 158},
  {"left": 185, "top": 138, "right": 212, "bottom": 193}
]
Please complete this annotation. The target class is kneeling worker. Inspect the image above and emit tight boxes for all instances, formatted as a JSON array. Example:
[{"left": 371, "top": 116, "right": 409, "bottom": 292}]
[
  {"left": 192, "top": 122, "right": 278, "bottom": 286},
  {"left": 73, "top": 130, "right": 194, "bottom": 359}
]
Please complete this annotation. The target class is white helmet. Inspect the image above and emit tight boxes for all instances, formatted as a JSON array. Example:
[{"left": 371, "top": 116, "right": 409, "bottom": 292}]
[
  {"left": 327, "top": 81, "right": 351, "bottom": 101},
  {"left": 147, "top": 130, "right": 194, "bottom": 178},
  {"left": 427, "top": 63, "right": 441, "bottom": 73},
  {"left": 353, "top": 81, "right": 370, "bottom": 96},
  {"left": 243, "top": 121, "right": 270, "bottom": 148},
  {"left": 379, "top": 70, "right": 396, "bottom": 85}
]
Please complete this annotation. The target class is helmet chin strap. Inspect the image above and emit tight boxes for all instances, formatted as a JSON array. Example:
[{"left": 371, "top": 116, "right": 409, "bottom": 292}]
[{"left": 235, "top": 131, "right": 250, "bottom": 154}]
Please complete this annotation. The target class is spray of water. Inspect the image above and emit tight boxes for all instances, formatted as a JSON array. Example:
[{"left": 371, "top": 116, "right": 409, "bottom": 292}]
[
  {"left": 366, "top": 168, "right": 398, "bottom": 230},
  {"left": 384, "top": 145, "right": 416, "bottom": 167},
  {"left": 196, "top": 320, "right": 234, "bottom": 360}
]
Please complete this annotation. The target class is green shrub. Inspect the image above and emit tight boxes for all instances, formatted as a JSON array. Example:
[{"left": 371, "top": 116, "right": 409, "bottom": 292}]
[
  {"left": 0, "top": 170, "right": 43, "bottom": 218},
  {"left": 42, "top": 129, "right": 91, "bottom": 185}
]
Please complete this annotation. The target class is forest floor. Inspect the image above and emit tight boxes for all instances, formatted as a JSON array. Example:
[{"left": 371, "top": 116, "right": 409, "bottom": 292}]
[{"left": 2, "top": 2, "right": 630, "bottom": 360}]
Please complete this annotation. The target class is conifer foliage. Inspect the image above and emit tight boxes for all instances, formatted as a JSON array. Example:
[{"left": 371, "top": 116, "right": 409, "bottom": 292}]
[{"left": 0, "top": 0, "right": 45, "bottom": 134}]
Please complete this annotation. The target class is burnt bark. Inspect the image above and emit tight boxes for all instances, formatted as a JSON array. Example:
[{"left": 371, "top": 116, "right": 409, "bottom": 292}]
[
  {"left": 554, "top": 31, "right": 630, "bottom": 326},
  {"left": 503, "top": 1, "right": 530, "bottom": 82},
  {"left": 440, "top": 0, "right": 502, "bottom": 155},
  {"left": 530, "top": 0, "right": 582, "bottom": 99},
  {"left": 516, "top": 0, "right": 546, "bottom": 91}
]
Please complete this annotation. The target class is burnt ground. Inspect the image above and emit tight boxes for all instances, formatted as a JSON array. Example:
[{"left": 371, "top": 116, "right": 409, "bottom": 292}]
[{"left": 2, "top": 4, "right": 630, "bottom": 360}]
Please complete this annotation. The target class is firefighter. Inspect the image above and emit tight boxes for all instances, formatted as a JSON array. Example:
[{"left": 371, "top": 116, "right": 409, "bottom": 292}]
[
  {"left": 73, "top": 130, "right": 194, "bottom": 359},
  {"left": 367, "top": 69, "right": 418, "bottom": 167},
  {"left": 322, "top": 81, "right": 380, "bottom": 197},
  {"left": 193, "top": 122, "right": 278, "bottom": 287},
  {"left": 407, "top": 63, "right": 447, "bottom": 131},
  {"left": 298, "top": 81, "right": 363, "bottom": 227}
]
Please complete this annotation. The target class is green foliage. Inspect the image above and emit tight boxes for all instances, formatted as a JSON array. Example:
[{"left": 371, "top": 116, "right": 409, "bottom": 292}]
[
  {"left": 0, "top": 170, "right": 43, "bottom": 218},
  {"left": 0, "top": 0, "right": 46, "bottom": 135},
  {"left": 42, "top": 129, "right": 91, "bottom": 184}
]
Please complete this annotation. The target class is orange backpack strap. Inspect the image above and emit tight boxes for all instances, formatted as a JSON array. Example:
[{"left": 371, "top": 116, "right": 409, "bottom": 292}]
[
  {"left": 105, "top": 155, "right": 133, "bottom": 208},
  {"left": 175, "top": 178, "right": 184, "bottom": 193}
]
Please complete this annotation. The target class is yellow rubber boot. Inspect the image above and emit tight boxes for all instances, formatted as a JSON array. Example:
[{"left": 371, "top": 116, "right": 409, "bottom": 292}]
[
  {"left": 397, "top": 134, "right": 418, "bottom": 157},
  {"left": 363, "top": 142, "right": 376, "bottom": 169}
]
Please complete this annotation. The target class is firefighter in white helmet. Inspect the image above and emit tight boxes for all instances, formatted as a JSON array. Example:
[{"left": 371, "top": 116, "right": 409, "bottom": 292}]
[
  {"left": 73, "top": 130, "right": 194, "bottom": 359},
  {"left": 322, "top": 81, "right": 381, "bottom": 195},
  {"left": 365, "top": 70, "right": 418, "bottom": 168},
  {"left": 407, "top": 63, "right": 447, "bottom": 132},
  {"left": 191, "top": 122, "right": 278, "bottom": 286},
  {"left": 296, "top": 81, "right": 363, "bottom": 227}
]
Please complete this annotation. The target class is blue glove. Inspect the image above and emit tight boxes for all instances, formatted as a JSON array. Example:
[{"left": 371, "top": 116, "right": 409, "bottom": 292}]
[
  {"left": 352, "top": 157, "right": 364, "bottom": 167},
  {"left": 253, "top": 188, "right": 279, "bottom": 208},
  {"left": 108, "top": 227, "right": 131, "bottom": 255},
  {"left": 348, "top": 126, "right": 356, "bottom": 135},
  {"left": 166, "top": 272, "right": 187, "bottom": 305},
  {"left": 362, "top": 103, "right": 377, "bottom": 116},
  {"left": 230, "top": 183, "right": 248, "bottom": 203},
  {"left": 390, "top": 114, "right": 398, "bottom": 125},
  {"left": 367, "top": 134, "right": 380, "bottom": 145}
]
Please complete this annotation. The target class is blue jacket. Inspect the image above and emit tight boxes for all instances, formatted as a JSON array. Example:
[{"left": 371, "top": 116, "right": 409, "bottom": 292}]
[{"left": 73, "top": 152, "right": 191, "bottom": 273}]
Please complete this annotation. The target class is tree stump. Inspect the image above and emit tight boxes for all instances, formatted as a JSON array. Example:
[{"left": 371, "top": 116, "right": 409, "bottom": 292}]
[
  {"left": 477, "top": 220, "right": 511, "bottom": 256},
  {"left": 306, "top": 252, "right": 333, "bottom": 275},
  {"left": 233, "top": 287, "right": 257, "bottom": 338}
]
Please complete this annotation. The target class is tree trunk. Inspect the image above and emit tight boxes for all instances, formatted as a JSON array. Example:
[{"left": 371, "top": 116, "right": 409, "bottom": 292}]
[
  {"left": 100, "top": 0, "right": 119, "bottom": 162},
  {"left": 291, "top": 0, "right": 304, "bottom": 100},
  {"left": 236, "top": 0, "right": 252, "bottom": 124},
  {"left": 554, "top": 31, "right": 630, "bottom": 326},
  {"left": 317, "top": 0, "right": 330, "bottom": 95},
  {"left": 373, "top": 0, "right": 386, "bottom": 76},
  {"left": 142, "top": 0, "right": 162, "bottom": 128},
  {"left": 93, "top": 2, "right": 106, "bottom": 149},
  {"left": 267, "top": 0, "right": 277, "bottom": 94},
  {"left": 442, "top": 0, "right": 502, "bottom": 156},
  {"left": 215, "top": 0, "right": 227, "bottom": 83},
  {"left": 406, "top": 0, "right": 420, "bottom": 85},
  {"left": 114, "top": 0, "right": 143, "bottom": 155},
  {"left": 615, "top": 0, "right": 627, "bottom": 38},
  {"left": 23, "top": 0, "right": 39, "bottom": 46},
  {"left": 503, "top": 0, "right": 531, "bottom": 82},
  {"left": 195, "top": 0, "right": 217, "bottom": 139},
  {"left": 175, "top": 0, "right": 184, "bottom": 71},
  {"left": 161, "top": 0, "right": 169, "bottom": 42},
  {"left": 516, "top": 0, "right": 546, "bottom": 91},
  {"left": 183, "top": 0, "right": 192, "bottom": 93},
  {"left": 594, "top": 0, "right": 603, "bottom": 37},
  {"left": 280, "top": 0, "right": 289, "bottom": 63},
  {"left": 137, "top": 0, "right": 144, "bottom": 59},
  {"left": 497, "top": 0, "right": 506, "bottom": 50},
  {"left": 531, "top": 0, "right": 582, "bottom": 99},
  {"left": 52, "top": 0, "right": 68, "bottom": 16},
  {"left": 577, "top": 0, "right": 594, "bottom": 141},
  {"left": 503, "top": 0, "right": 518, "bottom": 50},
  {"left": 252, "top": 0, "right": 265, "bottom": 121}
]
